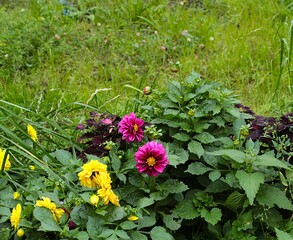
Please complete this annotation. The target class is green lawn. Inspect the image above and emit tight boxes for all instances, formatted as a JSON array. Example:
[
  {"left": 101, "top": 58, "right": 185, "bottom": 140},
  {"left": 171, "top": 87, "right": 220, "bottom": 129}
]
[{"left": 0, "top": 0, "right": 292, "bottom": 117}]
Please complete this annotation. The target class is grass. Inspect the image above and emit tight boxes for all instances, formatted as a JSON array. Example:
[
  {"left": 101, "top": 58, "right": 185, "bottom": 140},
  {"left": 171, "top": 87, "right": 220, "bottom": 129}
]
[{"left": 0, "top": 0, "right": 293, "bottom": 118}]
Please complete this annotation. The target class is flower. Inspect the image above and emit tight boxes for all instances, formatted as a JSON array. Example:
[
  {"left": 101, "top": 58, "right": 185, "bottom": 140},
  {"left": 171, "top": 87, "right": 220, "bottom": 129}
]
[
  {"left": 27, "top": 124, "right": 37, "bottom": 142},
  {"left": 98, "top": 187, "right": 120, "bottom": 207},
  {"left": 0, "top": 148, "right": 11, "bottom": 171},
  {"left": 135, "top": 141, "right": 169, "bottom": 176},
  {"left": 90, "top": 194, "right": 99, "bottom": 207},
  {"left": 128, "top": 216, "right": 139, "bottom": 221},
  {"left": 78, "top": 160, "right": 109, "bottom": 189},
  {"left": 35, "top": 197, "right": 64, "bottom": 222},
  {"left": 29, "top": 165, "right": 35, "bottom": 170},
  {"left": 14, "top": 192, "right": 20, "bottom": 200},
  {"left": 17, "top": 228, "right": 25, "bottom": 237},
  {"left": 118, "top": 112, "right": 144, "bottom": 142},
  {"left": 143, "top": 86, "right": 152, "bottom": 95},
  {"left": 10, "top": 204, "right": 21, "bottom": 230}
]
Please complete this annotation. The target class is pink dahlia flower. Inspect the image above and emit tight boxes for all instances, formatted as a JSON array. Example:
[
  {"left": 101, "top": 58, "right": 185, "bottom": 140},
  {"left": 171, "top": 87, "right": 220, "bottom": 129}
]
[
  {"left": 118, "top": 112, "right": 144, "bottom": 142},
  {"left": 135, "top": 141, "right": 169, "bottom": 176}
]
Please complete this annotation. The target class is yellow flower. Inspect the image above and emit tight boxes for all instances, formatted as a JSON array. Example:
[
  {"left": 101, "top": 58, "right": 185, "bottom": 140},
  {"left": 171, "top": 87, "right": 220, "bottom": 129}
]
[
  {"left": 128, "top": 216, "right": 139, "bottom": 221},
  {"left": 98, "top": 187, "right": 120, "bottom": 207},
  {"left": 17, "top": 228, "right": 25, "bottom": 237},
  {"left": 13, "top": 192, "right": 20, "bottom": 200},
  {"left": 78, "top": 160, "right": 108, "bottom": 189},
  {"left": 0, "top": 148, "right": 11, "bottom": 171},
  {"left": 35, "top": 197, "right": 64, "bottom": 222},
  {"left": 89, "top": 194, "right": 99, "bottom": 207},
  {"left": 94, "top": 171, "right": 112, "bottom": 189},
  {"left": 10, "top": 204, "right": 21, "bottom": 230},
  {"left": 27, "top": 124, "right": 38, "bottom": 142}
]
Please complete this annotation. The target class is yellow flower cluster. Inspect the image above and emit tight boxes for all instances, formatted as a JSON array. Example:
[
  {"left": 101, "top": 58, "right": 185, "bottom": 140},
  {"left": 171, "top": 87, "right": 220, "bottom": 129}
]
[
  {"left": 0, "top": 148, "right": 11, "bottom": 171},
  {"left": 78, "top": 160, "right": 120, "bottom": 206},
  {"left": 27, "top": 124, "right": 38, "bottom": 142},
  {"left": 35, "top": 197, "right": 65, "bottom": 222},
  {"left": 10, "top": 204, "right": 22, "bottom": 230}
]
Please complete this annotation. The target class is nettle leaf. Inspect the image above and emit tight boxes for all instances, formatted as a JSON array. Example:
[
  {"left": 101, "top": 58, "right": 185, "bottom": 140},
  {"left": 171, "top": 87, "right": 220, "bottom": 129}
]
[
  {"left": 225, "top": 191, "right": 245, "bottom": 210},
  {"left": 167, "top": 147, "right": 189, "bottom": 167},
  {"left": 150, "top": 226, "right": 174, "bottom": 240},
  {"left": 173, "top": 198, "right": 199, "bottom": 220},
  {"left": 208, "top": 149, "right": 245, "bottom": 163},
  {"left": 275, "top": 228, "right": 293, "bottom": 240},
  {"left": 194, "top": 132, "right": 216, "bottom": 144},
  {"left": 185, "top": 162, "right": 213, "bottom": 175},
  {"left": 255, "top": 154, "right": 290, "bottom": 169},
  {"left": 172, "top": 132, "right": 190, "bottom": 142},
  {"left": 235, "top": 170, "right": 265, "bottom": 205},
  {"left": 200, "top": 207, "right": 222, "bottom": 226},
  {"left": 188, "top": 140, "right": 204, "bottom": 158},
  {"left": 209, "top": 170, "right": 221, "bottom": 181},
  {"left": 157, "top": 179, "right": 189, "bottom": 194},
  {"left": 256, "top": 184, "right": 293, "bottom": 210},
  {"left": 33, "top": 207, "right": 61, "bottom": 232}
]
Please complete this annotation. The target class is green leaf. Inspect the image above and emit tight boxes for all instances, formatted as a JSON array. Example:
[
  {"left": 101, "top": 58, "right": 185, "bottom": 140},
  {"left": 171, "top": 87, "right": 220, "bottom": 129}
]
[
  {"left": 158, "top": 99, "right": 179, "bottom": 108},
  {"left": 74, "top": 231, "right": 89, "bottom": 240},
  {"left": 167, "top": 147, "right": 189, "bottom": 167},
  {"left": 185, "top": 162, "right": 213, "bottom": 175},
  {"left": 110, "top": 150, "right": 121, "bottom": 172},
  {"left": 157, "top": 179, "right": 189, "bottom": 194},
  {"left": 33, "top": 207, "right": 61, "bottom": 232},
  {"left": 137, "top": 197, "right": 154, "bottom": 209},
  {"left": 172, "top": 132, "right": 190, "bottom": 142},
  {"left": 200, "top": 208, "right": 222, "bottom": 226},
  {"left": 137, "top": 216, "right": 156, "bottom": 230},
  {"left": 235, "top": 170, "right": 265, "bottom": 205},
  {"left": 208, "top": 170, "right": 221, "bottom": 181},
  {"left": 97, "top": 229, "right": 114, "bottom": 238},
  {"left": 188, "top": 140, "right": 204, "bottom": 158},
  {"left": 150, "top": 226, "right": 174, "bottom": 240},
  {"left": 87, "top": 215, "right": 106, "bottom": 239},
  {"left": 225, "top": 191, "right": 245, "bottom": 210},
  {"left": 129, "top": 231, "right": 148, "bottom": 240},
  {"left": 194, "top": 132, "right": 216, "bottom": 144},
  {"left": 53, "top": 149, "right": 72, "bottom": 166},
  {"left": 255, "top": 154, "right": 290, "bottom": 169},
  {"left": 275, "top": 228, "right": 293, "bottom": 240},
  {"left": 106, "top": 206, "right": 127, "bottom": 222},
  {"left": 162, "top": 213, "right": 182, "bottom": 231},
  {"left": 120, "top": 221, "right": 137, "bottom": 230},
  {"left": 116, "top": 230, "right": 130, "bottom": 239},
  {"left": 208, "top": 149, "right": 245, "bottom": 163},
  {"left": 256, "top": 184, "right": 293, "bottom": 210},
  {"left": 173, "top": 199, "right": 199, "bottom": 220}
]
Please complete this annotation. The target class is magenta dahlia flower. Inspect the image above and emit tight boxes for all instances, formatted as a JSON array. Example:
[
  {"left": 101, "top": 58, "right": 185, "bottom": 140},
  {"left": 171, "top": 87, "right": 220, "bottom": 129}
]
[
  {"left": 118, "top": 112, "right": 144, "bottom": 142},
  {"left": 135, "top": 141, "right": 169, "bottom": 176}
]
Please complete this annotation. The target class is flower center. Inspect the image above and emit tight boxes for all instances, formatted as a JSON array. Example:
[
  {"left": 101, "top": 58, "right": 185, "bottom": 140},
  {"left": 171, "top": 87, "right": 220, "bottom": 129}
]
[
  {"left": 133, "top": 124, "right": 139, "bottom": 132},
  {"left": 146, "top": 157, "right": 156, "bottom": 166}
]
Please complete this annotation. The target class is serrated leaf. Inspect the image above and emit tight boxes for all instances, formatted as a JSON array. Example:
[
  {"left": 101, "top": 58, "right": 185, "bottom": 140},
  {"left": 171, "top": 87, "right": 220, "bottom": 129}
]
[
  {"left": 256, "top": 184, "right": 293, "bottom": 210},
  {"left": 167, "top": 147, "right": 189, "bottom": 167},
  {"left": 158, "top": 99, "right": 178, "bottom": 108},
  {"left": 87, "top": 215, "right": 106, "bottom": 238},
  {"left": 164, "top": 109, "right": 180, "bottom": 116},
  {"left": 200, "top": 208, "right": 222, "bottom": 226},
  {"left": 225, "top": 191, "right": 245, "bottom": 210},
  {"left": 188, "top": 140, "right": 204, "bottom": 158},
  {"left": 255, "top": 155, "right": 290, "bottom": 169},
  {"left": 173, "top": 199, "right": 199, "bottom": 220},
  {"left": 194, "top": 132, "right": 216, "bottom": 144},
  {"left": 208, "top": 149, "right": 245, "bottom": 163},
  {"left": 110, "top": 150, "right": 121, "bottom": 172},
  {"left": 208, "top": 170, "right": 221, "bottom": 181},
  {"left": 116, "top": 230, "right": 130, "bottom": 239},
  {"left": 172, "top": 132, "right": 190, "bottom": 142},
  {"left": 120, "top": 221, "right": 137, "bottom": 230},
  {"left": 74, "top": 231, "right": 89, "bottom": 240},
  {"left": 137, "top": 197, "right": 154, "bottom": 209},
  {"left": 275, "top": 228, "right": 293, "bottom": 240},
  {"left": 33, "top": 207, "right": 61, "bottom": 232},
  {"left": 235, "top": 170, "right": 265, "bottom": 205},
  {"left": 185, "top": 162, "right": 213, "bottom": 175},
  {"left": 157, "top": 179, "right": 189, "bottom": 194},
  {"left": 53, "top": 149, "right": 72, "bottom": 166},
  {"left": 150, "top": 226, "right": 174, "bottom": 240}
]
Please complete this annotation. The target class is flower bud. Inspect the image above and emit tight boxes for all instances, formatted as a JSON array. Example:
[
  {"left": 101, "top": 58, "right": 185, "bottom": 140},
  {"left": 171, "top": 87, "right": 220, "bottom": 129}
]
[
  {"left": 90, "top": 195, "right": 99, "bottom": 207},
  {"left": 128, "top": 215, "right": 139, "bottom": 221},
  {"left": 13, "top": 192, "right": 20, "bottom": 200},
  {"left": 17, "top": 228, "right": 25, "bottom": 237},
  {"left": 143, "top": 86, "right": 152, "bottom": 95}
]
